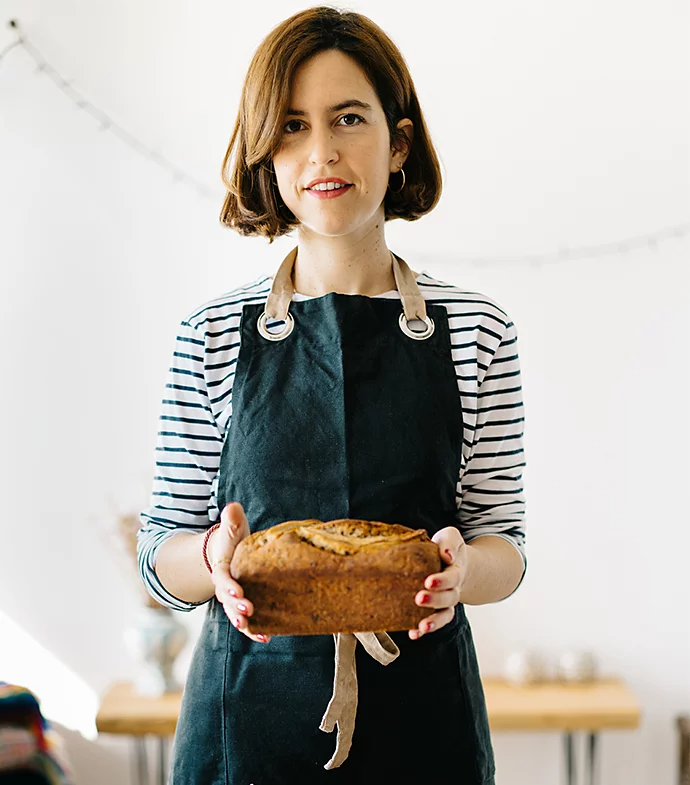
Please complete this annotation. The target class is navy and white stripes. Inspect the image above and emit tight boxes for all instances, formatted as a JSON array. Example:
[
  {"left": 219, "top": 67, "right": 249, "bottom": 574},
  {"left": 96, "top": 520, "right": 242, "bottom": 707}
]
[{"left": 137, "top": 271, "right": 528, "bottom": 611}]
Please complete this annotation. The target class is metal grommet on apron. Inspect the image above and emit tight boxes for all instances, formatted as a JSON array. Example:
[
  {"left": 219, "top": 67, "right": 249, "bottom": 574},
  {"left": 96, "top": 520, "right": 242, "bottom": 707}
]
[
  {"left": 257, "top": 310, "right": 295, "bottom": 341},
  {"left": 398, "top": 312, "right": 435, "bottom": 340},
  {"left": 168, "top": 245, "right": 496, "bottom": 785}
]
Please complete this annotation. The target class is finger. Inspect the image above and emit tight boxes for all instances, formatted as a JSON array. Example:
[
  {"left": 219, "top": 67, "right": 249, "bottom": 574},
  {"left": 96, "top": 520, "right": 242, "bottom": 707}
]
[
  {"left": 212, "top": 561, "right": 246, "bottom": 604},
  {"left": 222, "top": 603, "right": 271, "bottom": 644},
  {"left": 420, "top": 558, "right": 464, "bottom": 593},
  {"left": 218, "top": 582, "right": 255, "bottom": 617},
  {"left": 209, "top": 503, "right": 250, "bottom": 584},
  {"left": 221, "top": 501, "right": 250, "bottom": 540},
  {"left": 212, "top": 565, "right": 257, "bottom": 623},
  {"left": 431, "top": 526, "right": 465, "bottom": 565},
  {"left": 423, "top": 571, "right": 450, "bottom": 591},
  {"left": 422, "top": 562, "right": 464, "bottom": 593},
  {"left": 415, "top": 587, "right": 459, "bottom": 610},
  {"left": 413, "top": 606, "right": 455, "bottom": 638}
]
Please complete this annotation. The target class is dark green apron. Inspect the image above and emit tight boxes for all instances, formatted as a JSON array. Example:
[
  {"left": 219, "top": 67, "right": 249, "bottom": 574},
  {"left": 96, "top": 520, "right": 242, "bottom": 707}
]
[{"left": 168, "top": 249, "right": 496, "bottom": 784}]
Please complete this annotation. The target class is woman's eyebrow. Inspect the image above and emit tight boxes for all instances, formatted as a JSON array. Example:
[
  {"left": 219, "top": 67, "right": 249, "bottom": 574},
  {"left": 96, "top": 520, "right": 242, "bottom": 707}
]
[{"left": 285, "top": 100, "right": 373, "bottom": 116}]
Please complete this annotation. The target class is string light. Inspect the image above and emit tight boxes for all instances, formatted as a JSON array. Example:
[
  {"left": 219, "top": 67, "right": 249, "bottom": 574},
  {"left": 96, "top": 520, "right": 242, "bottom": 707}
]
[
  {"left": 0, "top": 20, "right": 21, "bottom": 62},
  {"left": 2, "top": 18, "right": 688, "bottom": 266},
  {"left": 459, "top": 223, "right": 689, "bottom": 268},
  {"left": 2, "top": 19, "right": 220, "bottom": 201}
]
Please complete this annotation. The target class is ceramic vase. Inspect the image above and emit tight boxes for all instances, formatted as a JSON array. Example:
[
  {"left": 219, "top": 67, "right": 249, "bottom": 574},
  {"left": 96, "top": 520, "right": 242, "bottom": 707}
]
[
  {"left": 125, "top": 606, "right": 189, "bottom": 696},
  {"left": 556, "top": 650, "right": 598, "bottom": 683},
  {"left": 504, "top": 650, "right": 547, "bottom": 685}
]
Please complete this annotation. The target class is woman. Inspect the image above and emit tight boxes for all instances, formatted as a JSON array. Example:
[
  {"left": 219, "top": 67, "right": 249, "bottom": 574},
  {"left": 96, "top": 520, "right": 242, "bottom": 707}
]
[{"left": 138, "top": 7, "right": 527, "bottom": 784}]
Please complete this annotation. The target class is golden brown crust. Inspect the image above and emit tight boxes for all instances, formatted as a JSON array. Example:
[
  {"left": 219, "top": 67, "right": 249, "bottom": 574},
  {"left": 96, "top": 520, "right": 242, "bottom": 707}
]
[{"left": 231, "top": 519, "right": 441, "bottom": 636}]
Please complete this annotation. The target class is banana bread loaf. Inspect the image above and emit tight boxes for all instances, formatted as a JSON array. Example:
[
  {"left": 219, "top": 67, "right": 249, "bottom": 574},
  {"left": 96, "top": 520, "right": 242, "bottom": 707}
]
[{"left": 230, "top": 519, "right": 441, "bottom": 636}]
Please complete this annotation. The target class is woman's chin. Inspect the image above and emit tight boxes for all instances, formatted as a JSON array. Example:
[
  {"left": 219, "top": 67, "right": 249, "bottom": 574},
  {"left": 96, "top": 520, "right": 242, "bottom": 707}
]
[{"left": 299, "top": 217, "right": 359, "bottom": 238}]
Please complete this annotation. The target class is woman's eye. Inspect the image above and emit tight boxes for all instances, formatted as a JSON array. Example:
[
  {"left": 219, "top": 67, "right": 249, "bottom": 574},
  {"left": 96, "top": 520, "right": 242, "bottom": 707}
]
[
  {"left": 338, "top": 113, "right": 365, "bottom": 127},
  {"left": 283, "top": 120, "right": 304, "bottom": 134},
  {"left": 282, "top": 114, "right": 365, "bottom": 134}
]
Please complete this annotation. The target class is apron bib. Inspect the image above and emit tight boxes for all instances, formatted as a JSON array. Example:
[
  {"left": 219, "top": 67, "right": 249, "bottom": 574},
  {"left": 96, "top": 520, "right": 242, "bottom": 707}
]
[{"left": 168, "top": 248, "right": 496, "bottom": 785}]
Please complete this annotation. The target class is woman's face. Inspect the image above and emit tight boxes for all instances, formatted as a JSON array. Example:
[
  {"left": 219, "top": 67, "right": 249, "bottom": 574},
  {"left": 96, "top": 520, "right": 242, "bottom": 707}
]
[{"left": 272, "top": 49, "right": 411, "bottom": 239}]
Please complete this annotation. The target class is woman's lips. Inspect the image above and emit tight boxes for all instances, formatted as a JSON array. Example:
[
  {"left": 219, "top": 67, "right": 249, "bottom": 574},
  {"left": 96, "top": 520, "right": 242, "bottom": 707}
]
[{"left": 306, "top": 184, "right": 353, "bottom": 200}]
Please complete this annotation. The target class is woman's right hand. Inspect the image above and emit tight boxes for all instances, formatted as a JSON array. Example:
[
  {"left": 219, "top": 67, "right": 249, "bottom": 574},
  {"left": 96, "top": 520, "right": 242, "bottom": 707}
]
[{"left": 207, "top": 502, "right": 271, "bottom": 644}]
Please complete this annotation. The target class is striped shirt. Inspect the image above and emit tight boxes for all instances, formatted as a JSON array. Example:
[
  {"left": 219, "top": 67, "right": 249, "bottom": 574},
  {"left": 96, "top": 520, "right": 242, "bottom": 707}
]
[{"left": 137, "top": 271, "right": 528, "bottom": 611}]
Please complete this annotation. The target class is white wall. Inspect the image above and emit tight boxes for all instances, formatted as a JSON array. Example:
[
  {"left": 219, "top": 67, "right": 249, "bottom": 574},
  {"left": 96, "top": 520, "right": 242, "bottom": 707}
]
[{"left": 1, "top": 1, "right": 688, "bottom": 783}]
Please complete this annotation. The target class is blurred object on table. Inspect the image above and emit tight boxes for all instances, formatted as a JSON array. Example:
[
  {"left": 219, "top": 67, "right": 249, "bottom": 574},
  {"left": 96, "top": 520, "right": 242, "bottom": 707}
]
[
  {"left": 556, "top": 650, "right": 598, "bottom": 683},
  {"left": 504, "top": 650, "right": 548, "bottom": 685}
]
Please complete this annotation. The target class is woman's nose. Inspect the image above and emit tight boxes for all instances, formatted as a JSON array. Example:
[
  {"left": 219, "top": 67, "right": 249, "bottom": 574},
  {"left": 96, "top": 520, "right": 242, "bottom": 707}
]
[{"left": 308, "top": 127, "right": 339, "bottom": 166}]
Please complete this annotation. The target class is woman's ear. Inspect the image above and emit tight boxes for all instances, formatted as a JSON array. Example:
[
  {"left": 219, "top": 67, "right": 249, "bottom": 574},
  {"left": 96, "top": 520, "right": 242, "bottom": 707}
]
[{"left": 393, "top": 119, "right": 414, "bottom": 166}]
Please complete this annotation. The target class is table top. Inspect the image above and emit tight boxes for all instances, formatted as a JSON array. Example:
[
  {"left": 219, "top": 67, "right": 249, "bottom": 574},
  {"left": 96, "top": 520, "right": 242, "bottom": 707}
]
[
  {"left": 96, "top": 678, "right": 642, "bottom": 737},
  {"left": 482, "top": 678, "right": 641, "bottom": 731},
  {"left": 97, "top": 683, "right": 182, "bottom": 735}
]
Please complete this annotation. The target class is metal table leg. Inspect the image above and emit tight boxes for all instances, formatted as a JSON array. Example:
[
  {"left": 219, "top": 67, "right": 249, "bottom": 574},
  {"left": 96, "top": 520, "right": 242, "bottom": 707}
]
[
  {"left": 587, "top": 732, "right": 598, "bottom": 785},
  {"left": 564, "top": 732, "right": 576, "bottom": 785},
  {"left": 133, "top": 736, "right": 149, "bottom": 785},
  {"left": 158, "top": 737, "right": 168, "bottom": 785}
]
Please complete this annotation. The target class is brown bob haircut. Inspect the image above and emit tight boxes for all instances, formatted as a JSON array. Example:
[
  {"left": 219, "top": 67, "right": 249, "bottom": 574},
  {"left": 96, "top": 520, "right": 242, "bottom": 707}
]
[{"left": 219, "top": 5, "right": 443, "bottom": 242}]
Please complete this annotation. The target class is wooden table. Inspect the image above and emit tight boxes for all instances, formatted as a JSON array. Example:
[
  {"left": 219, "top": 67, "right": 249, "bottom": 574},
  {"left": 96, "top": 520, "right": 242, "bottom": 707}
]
[
  {"left": 96, "top": 683, "right": 180, "bottom": 785},
  {"left": 483, "top": 678, "right": 642, "bottom": 785},
  {"left": 97, "top": 678, "right": 641, "bottom": 785}
]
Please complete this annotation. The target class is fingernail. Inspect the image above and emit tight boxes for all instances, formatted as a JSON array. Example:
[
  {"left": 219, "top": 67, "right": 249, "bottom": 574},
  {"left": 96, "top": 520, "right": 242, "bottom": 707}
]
[
  {"left": 426, "top": 621, "right": 435, "bottom": 632},
  {"left": 228, "top": 588, "right": 237, "bottom": 597},
  {"left": 419, "top": 593, "right": 431, "bottom": 605},
  {"left": 233, "top": 617, "right": 241, "bottom": 628},
  {"left": 257, "top": 634, "right": 268, "bottom": 643},
  {"left": 445, "top": 549, "right": 454, "bottom": 562},
  {"left": 429, "top": 578, "right": 441, "bottom": 588},
  {"left": 237, "top": 602, "right": 248, "bottom": 613}
]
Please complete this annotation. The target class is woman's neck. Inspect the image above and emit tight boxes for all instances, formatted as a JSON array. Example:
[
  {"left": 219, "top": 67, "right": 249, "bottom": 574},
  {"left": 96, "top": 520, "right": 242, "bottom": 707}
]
[{"left": 290, "top": 227, "right": 414, "bottom": 297}]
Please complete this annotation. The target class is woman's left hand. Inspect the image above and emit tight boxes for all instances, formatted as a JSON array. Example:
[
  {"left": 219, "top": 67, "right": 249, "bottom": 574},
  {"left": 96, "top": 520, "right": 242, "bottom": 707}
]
[{"left": 409, "top": 526, "right": 468, "bottom": 640}]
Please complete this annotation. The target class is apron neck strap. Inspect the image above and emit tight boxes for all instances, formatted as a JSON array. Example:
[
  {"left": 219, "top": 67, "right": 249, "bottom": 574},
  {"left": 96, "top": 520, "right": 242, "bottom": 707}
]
[{"left": 265, "top": 246, "right": 427, "bottom": 322}]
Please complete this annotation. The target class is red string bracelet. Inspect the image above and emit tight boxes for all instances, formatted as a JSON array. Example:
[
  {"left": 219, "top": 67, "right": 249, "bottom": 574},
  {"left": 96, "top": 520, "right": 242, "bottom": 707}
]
[{"left": 202, "top": 522, "right": 221, "bottom": 573}]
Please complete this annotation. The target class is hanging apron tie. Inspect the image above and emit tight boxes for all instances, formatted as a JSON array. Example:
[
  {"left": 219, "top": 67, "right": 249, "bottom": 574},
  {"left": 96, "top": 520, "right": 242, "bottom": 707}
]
[{"left": 319, "top": 631, "right": 400, "bottom": 769}]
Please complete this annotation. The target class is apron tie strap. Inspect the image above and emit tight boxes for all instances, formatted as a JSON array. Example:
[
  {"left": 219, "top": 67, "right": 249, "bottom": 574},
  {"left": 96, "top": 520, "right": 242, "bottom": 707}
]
[
  {"left": 265, "top": 246, "right": 428, "bottom": 322},
  {"left": 319, "top": 631, "right": 400, "bottom": 770},
  {"left": 391, "top": 251, "right": 427, "bottom": 322}
]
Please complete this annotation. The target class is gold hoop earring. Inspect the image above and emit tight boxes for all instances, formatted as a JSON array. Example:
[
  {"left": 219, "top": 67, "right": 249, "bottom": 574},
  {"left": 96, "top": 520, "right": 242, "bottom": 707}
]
[{"left": 388, "top": 167, "right": 405, "bottom": 194}]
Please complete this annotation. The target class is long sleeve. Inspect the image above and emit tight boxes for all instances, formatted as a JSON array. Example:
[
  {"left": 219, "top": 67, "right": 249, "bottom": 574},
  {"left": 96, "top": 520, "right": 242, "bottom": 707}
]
[
  {"left": 137, "top": 319, "right": 223, "bottom": 611},
  {"left": 456, "top": 317, "right": 527, "bottom": 596},
  {"left": 136, "top": 276, "right": 272, "bottom": 611}
]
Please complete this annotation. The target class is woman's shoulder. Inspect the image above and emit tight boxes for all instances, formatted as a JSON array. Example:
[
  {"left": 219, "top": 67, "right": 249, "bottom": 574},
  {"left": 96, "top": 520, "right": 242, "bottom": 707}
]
[
  {"left": 416, "top": 271, "right": 512, "bottom": 325},
  {"left": 180, "top": 274, "right": 273, "bottom": 332}
]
